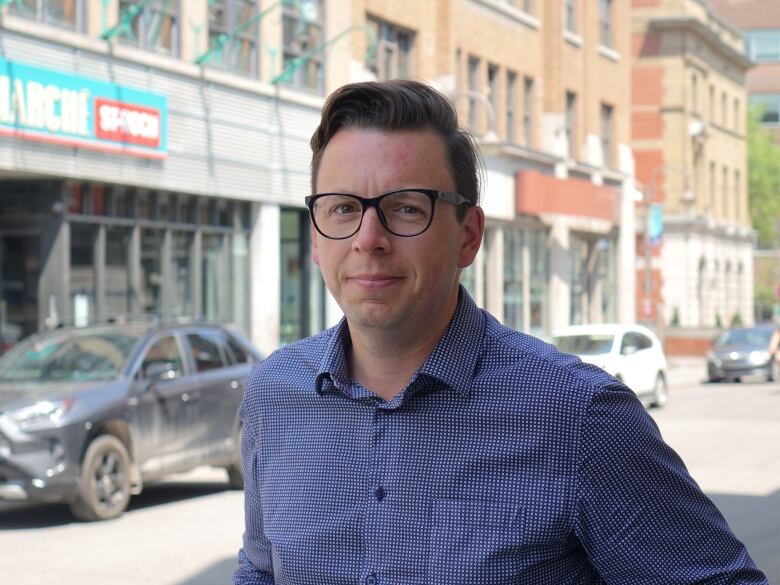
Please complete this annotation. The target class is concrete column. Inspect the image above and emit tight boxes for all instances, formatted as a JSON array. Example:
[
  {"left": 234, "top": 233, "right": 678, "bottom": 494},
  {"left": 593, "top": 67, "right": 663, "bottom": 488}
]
[
  {"left": 617, "top": 179, "right": 637, "bottom": 325},
  {"left": 38, "top": 218, "right": 69, "bottom": 329},
  {"left": 95, "top": 225, "right": 106, "bottom": 320},
  {"left": 484, "top": 227, "right": 504, "bottom": 321},
  {"left": 250, "top": 203, "right": 280, "bottom": 356},
  {"left": 548, "top": 219, "right": 570, "bottom": 332}
]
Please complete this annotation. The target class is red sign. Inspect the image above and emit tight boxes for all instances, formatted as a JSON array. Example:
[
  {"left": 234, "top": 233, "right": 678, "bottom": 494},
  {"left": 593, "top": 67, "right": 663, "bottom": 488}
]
[{"left": 94, "top": 98, "right": 161, "bottom": 148}]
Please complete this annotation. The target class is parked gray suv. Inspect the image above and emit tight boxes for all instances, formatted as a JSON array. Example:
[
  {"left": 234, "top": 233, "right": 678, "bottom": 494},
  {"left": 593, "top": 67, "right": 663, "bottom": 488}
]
[{"left": 0, "top": 321, "right": 260, "bottom": 521}]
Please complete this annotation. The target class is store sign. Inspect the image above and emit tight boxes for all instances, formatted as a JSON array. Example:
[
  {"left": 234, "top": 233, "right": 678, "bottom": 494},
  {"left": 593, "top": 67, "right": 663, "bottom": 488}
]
[{"left": 0, "top": 57, "right": 167, "bottom": 159}]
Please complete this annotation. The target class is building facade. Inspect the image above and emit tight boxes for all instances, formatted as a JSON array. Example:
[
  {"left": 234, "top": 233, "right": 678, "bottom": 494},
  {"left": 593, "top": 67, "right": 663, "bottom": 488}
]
[
  {"left": 0, "top": 0, "right": 635, "bottom": 355},
  {"left": 349, "top": 0, "right": 637, "bottom": 338},
  {"left": 631, "top": 0, "right": 754, "bottom": 331}
]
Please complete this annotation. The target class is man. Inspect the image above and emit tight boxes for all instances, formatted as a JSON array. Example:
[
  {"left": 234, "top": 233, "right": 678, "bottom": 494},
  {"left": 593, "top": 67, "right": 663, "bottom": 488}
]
[{"left": 234, "top": 80, "right": 766, "bottom": 584}]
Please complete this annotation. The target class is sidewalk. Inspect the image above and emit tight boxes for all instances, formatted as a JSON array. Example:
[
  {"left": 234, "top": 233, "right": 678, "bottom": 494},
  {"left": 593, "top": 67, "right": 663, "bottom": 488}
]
[{"left": 666, "top": 356, "right": 707, "bottom": 388}]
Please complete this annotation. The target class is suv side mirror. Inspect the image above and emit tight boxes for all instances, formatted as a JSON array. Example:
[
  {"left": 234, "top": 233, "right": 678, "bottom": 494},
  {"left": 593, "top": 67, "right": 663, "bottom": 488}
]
[{"left": 144, "top": 361, "right": 178, "bottom": 382}]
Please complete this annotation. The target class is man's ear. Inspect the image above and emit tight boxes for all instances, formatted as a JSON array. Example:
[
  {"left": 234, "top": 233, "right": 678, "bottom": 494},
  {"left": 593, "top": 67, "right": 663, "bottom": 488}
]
[
  {"left": 311, "top": 223, "right": 320, "bottom": 266},
  {"left": 458, "top": 205, "right": 485, "bottom": 268}
]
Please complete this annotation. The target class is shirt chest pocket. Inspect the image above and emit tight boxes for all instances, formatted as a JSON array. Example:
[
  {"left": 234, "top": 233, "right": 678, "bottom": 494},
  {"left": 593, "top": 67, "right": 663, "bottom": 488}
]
[{"left": 428, "top": 498, "right": 527, "bottom": 584}]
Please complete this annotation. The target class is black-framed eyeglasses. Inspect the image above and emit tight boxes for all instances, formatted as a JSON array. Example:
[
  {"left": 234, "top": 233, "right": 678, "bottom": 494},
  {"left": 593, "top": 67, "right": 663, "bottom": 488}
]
[{"left": 304, "top": 189, "right": 473, "bottom": 240}]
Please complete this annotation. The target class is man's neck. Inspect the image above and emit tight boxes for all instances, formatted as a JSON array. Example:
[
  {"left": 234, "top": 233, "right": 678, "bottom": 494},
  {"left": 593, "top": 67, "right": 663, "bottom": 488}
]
[{"left": 346, "top": 305, "right": 457, "bottom": 402}]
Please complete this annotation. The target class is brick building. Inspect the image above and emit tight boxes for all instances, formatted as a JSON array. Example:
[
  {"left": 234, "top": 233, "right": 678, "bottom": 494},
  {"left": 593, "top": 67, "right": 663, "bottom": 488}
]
[{"left": 631, "top": 0, "right": 753, "bottom": 332}]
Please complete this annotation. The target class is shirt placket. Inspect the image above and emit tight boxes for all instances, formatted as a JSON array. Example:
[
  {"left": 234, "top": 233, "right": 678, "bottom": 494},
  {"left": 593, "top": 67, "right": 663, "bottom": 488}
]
[{"left": 360, "top": 399, "right": 391, "bottom": 585}]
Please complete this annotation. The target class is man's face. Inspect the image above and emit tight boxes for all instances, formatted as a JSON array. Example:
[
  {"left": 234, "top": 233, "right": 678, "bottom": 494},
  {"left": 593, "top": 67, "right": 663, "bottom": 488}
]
[{"left": 312, "top": 128, "right": 483, "bottom": 335}]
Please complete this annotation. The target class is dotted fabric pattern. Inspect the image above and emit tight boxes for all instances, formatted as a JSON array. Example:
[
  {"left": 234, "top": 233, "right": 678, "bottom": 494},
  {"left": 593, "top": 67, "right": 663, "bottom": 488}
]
[{"left": 234, "top": 289, "right": 767, "bottom": 585}]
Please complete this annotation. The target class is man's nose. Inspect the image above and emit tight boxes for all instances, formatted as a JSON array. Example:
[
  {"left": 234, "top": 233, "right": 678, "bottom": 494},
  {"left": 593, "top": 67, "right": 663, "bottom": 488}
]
[{"left": 352, "top": 207, "right": 391, "bottom": 252}]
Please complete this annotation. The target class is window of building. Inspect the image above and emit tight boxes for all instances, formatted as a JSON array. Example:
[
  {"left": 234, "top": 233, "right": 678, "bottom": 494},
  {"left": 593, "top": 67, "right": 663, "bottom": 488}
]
[
  {"left": 528, "top": 229, "right": 548, "bottom": 335},
  {"left": 105, "top": 226, "right": 132, "bottom": 316},
  {"left": 8, "top": 0, "right": 83, "bottom": 30},
  {"left": 600, "top": 102, "right": 613, "bottom": 168},
  {"left": 366, "top": 15, "right": 414, "bottom": 81},
  {"left": 569, "top": 235, "right": 588, "bottom": 325},
  {"left": 750, "top": 93, "right": 780, "bottom": 125},
  {"left": 709, "top": 160, "right": 716, "bottom": 213},
  {"left": 69, "top": 223, "right": 97, "bottom": 325},
  {"left": 282, "top": 0, "right": 324, "bottom": 92},
  {"left": 202, "top": 233, "right": 226, "bottom": 322},
  {"left": 745, "top": 29, "right": 780, "bottom": 63},
  {"left": 172, "top": 231, "right": 194, "bottom": 318},
  {"left": 461, "top": 263, "right": 477, "bottom": 300},
  {"left": 721, "top": 165, "right": 728, "bottom": 219},
  {"left": 690, "top": 73, "right": 698, "bottom": 113},
  {"left": 140, "top": 228, "right": 163, "bottom": 315},
  {"left": 709, "top": 84, "right": 715, "bottom": 121},
  {"left": 207, "top": 0, "right": 258, "bottom": 75},
  {"left": 467, "top": 56, "right": 481, "bottom": 130},
  {"left": 523, "top": 76, "right": 534, "bottom": 147},
  {"left": 523, "top": 0, "right": 533, "bottom": 15},
  {"left": 733, "top": 97, "right": 740, "bottom": 132},
  {"left": 506, "top": 71, "right": 517, "bottom": 144},
  {"left": 565, "top": 0, "right": 576, "bottom": 33},
  {"left": 599, "top": 0, "right": 612, "bottom": 48},
  {"left": 503, "top": 229, "right": 524, "bottom": 332},
  {"left": 734, "top": 169, "right": 741, "bottom": 223},
  {"left": 487, "top": 63, "right": 499, "bottom": 136},
  {"left": 117, "top": 0, "right": 179, "bottom": 56},
  {"left": 565, "top": 91, "right": 577, "bottom": 159},
  {"left": 721, "top": 91, "right": 727, "bottom": 126}
]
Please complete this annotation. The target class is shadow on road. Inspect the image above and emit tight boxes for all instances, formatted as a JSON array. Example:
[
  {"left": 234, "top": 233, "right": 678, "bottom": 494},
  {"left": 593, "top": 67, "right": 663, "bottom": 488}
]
[
  {"left": 175, "top": 557, "right": 236, "bottom": 585},
  {"left": 708, "top": 489, "right": 780, "bottom": 583},
  {"left": 0, "top": 480, "right": 233, "bottom": 530}
]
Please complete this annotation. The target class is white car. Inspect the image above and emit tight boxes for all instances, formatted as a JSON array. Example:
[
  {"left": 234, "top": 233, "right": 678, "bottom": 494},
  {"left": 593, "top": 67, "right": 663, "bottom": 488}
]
[{"left": 552, "top": 324, "right": 669, "bottom": 408}]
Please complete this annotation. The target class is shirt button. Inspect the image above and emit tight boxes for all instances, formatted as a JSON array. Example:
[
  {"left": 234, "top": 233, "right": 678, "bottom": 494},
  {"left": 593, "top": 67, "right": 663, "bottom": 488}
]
[
  {"left": 374, "top": 486, "right": 386, "bottom": 501},
  {"left": 366, "top": 573, "right": 378, "bottom": 585}
]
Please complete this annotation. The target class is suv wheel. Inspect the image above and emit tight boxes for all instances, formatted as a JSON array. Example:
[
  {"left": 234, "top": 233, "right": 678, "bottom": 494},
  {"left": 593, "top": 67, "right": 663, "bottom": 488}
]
[
  {"left": 651, "top": 373, "right": 668, "bottom": 408},
  {"left": 70, "top": 435, "right": 131, "bottom": 521}
]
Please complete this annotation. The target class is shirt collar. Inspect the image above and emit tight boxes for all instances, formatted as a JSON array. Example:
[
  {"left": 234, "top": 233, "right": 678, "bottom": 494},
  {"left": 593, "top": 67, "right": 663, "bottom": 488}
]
[{"left": 314, "top": 286, "right": 484, "bottom": 397}]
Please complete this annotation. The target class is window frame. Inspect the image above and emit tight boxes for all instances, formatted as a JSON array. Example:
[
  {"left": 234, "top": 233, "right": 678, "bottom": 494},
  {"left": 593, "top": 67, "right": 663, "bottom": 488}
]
[
  {"left": 365, "top": 14, "right": 415, "bottom": 81},
  {"left": 599, "top": 0, "right": 613, "bottom": 49},
  {"left": 8, "top": 0, "right": 85, "bottom": 31},
  {"left": 282, "top": 0, "right": 325, "bottom": 93},
  {"left": 117, "top": 0, "right": 180, "bottom": 57},
  {"left": 206, "top": 0, "right": 260, "bottom": 76}
]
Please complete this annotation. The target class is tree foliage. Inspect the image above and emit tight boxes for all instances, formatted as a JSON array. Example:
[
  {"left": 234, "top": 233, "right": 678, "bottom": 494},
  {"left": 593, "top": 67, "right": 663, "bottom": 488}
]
[{"left": 748, "top": 106, "right": 780, "bottom": 248}]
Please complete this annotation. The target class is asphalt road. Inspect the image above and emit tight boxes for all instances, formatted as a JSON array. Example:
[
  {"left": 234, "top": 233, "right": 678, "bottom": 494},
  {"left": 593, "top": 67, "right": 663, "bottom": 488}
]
[{"left": 1, "top": 372, "right": 777, "bottom": 584}]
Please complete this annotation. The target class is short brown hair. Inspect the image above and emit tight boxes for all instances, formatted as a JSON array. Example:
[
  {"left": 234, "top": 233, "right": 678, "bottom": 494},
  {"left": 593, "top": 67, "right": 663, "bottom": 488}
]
[{"left": 310, "top": 80, "right": 481, "bottom": 218}]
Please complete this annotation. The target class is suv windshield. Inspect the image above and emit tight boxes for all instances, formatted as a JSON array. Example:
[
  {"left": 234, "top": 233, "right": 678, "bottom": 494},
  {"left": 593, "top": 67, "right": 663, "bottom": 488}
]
[
  {"left": 0, "top": 331, "right": 140, "bottom": 383},
  {"left": 554, "top": 334, "right": 615, "bottom": 356},
  {"left": 718, "top": 327, "right": 773, "bottom": 347}
]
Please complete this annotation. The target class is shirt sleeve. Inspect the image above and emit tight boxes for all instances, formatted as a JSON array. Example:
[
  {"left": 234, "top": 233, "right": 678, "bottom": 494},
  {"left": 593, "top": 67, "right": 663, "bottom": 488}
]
[
  {"left": 233, "top": 411, "right": 276, "bottom": 585},
  {"left": 574, "top": 381, "right": 768, "bottom": 584}
]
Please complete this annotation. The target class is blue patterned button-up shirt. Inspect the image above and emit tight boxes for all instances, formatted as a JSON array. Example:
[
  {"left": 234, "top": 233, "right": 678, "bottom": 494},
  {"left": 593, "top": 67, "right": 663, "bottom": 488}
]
[{"left": 234, "top": 289, "right": 766, "bottom": 584}]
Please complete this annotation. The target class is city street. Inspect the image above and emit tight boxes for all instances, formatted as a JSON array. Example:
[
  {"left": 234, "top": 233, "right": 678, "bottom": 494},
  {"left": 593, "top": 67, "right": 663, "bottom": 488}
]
[{"left": 0, "top": 367, "right": 778, "bottom": 584}]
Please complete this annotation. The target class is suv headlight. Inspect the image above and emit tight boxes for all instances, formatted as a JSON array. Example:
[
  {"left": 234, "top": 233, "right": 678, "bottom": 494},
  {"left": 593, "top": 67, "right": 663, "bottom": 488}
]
[
  {"left": 748, "top": 350, "right": 771, "bottom": 365},
  {"left": 6, "top": 399, "right": 73, "bottom": 431}
]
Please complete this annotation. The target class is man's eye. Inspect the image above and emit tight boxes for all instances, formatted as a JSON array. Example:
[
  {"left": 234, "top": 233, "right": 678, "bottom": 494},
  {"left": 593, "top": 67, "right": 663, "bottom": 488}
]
[
  {"left": 391, "top": 204, "right": 424, "bottom": 215},
  {"left": 330, "top": 203, "right": 360, "bottom": 215}
]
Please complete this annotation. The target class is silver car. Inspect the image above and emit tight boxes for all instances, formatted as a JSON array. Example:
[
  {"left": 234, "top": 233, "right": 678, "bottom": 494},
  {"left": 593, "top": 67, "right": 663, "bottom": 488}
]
[{"left": 0, "top": 321, "right": 260, "bottom": 521}]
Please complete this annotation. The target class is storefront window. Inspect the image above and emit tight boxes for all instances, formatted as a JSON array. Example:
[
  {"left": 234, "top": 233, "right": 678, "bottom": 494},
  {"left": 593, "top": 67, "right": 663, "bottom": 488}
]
[
  {"left": 280, "top": 209, "right": 325, "bottom": 345},
  {"left": 570, "top": 234, "right": 588, "bottom": 325},
  {"left": 140, "top": 229, "right": 163, "bottom": 315},
  {"left": 597, "top": 237, "right": 616, "bottom": 322},
  {"left": 503, "top": 229, "right": 524, "bottom": 332},
  {"left": 70, "top": 223, "right": 97, "bottom": 326},
  {"left": 105, "top": 226, "right": 132, "bottom": 317},
  {"left": 172, "top": 231, "right": 194, "bottom": 318},
  {"left": 202, "top": 233, "right": 226, "bottom": 322},
  {"left": 528, "top": 229, "right": 548, "bottom": 335},
  {"left": 9, "top": 0, "right": 83, "bottom": 31}
]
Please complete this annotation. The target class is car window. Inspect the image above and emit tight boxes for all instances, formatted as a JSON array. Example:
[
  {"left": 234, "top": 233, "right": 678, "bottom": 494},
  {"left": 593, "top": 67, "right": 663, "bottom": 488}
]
[
  {"left": 141, "top": 336, "right": 185, "bottom": 380},
  {"left": 718, "top": 327, "right": 774, "bottom": 347},
  {"left": 0, "top": 331, "right": 139, "bottom": 382},
  {"left": 226, "top": 335, "right": 250, "bottom": 364},
  {"left": 620, "top": 333, "right": 639, "bottom": 353},
  {"left": 635, "top": 333, "right": 653, "bottom": 351},
  {"left": 187, "top": 333, "right": 227, "bottom": 372},
  {"left": 554, "top": 334, "right": 614, "bottom": 355}
]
